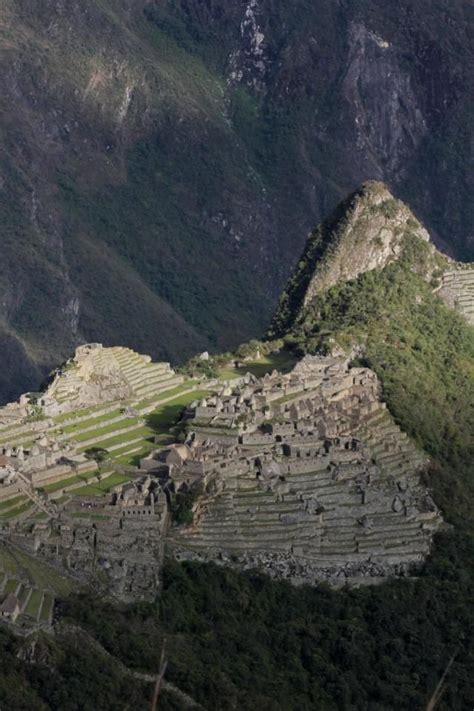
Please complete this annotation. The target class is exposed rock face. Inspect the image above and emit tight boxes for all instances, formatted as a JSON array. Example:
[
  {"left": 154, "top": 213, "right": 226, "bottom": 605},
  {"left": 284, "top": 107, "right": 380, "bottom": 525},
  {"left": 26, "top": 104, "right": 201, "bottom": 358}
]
[
  {"left": 0, "top": 0, "right": 472, "bottom": 403},
  {"left": 342, "top": 23, "right": 427, "bottom": 176},
  {"left": 168, "top": 355, "right": 442, "bottom": 586}
]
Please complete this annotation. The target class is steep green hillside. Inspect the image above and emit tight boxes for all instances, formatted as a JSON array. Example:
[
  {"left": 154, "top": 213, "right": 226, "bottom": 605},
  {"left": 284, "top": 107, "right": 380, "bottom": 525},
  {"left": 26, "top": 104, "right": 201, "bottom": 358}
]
[
  {"left": 284, "top": 244, "right": 474, "bottom": 528},
  {"left": 1, "top": 0, "right": 473, "bottom": 402}
]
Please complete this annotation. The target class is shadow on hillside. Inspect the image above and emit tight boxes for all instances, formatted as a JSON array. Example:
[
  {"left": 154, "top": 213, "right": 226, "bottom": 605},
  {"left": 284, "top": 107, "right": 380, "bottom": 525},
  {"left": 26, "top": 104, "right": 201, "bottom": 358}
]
[{"left": 145, "top": 403, "right": 187, "bottom": 437}]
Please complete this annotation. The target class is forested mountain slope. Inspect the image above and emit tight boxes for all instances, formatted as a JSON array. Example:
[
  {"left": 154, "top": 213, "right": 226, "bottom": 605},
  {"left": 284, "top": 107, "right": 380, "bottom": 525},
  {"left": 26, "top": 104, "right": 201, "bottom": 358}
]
[{"left": 0, "top": 0, "right": 473, "bottom": 402}]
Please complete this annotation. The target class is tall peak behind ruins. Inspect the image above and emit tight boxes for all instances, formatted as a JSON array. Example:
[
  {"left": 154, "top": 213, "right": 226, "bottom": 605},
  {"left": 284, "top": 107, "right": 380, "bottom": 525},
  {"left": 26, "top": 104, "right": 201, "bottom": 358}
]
[{"left": 270, "top": 181, "right": 474, "bottom": 336}]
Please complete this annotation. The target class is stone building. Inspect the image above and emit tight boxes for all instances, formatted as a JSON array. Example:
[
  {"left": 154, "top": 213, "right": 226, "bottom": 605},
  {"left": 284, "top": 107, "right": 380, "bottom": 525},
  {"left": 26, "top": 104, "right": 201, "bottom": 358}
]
[{"left": 0, "top": 593, "right": 20, "bottom": 622}]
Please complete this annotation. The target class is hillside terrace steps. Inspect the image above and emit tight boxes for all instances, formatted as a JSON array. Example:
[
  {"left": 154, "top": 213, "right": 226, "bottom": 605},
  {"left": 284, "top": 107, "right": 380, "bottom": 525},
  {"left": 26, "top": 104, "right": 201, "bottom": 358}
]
[
  {"left": 44, "top": 345, "right": 184, "bottom": 414},
  {"left": 0, "top": 348, "right": 199, "bottom": 500},
  {"left": 438, "top": 268, "right": 474, "bottom": 325},
  {"left": 169, "top": 354, "right": 442, "bottom": 584},
  {"left": 73, "top": 422, "right": 150, "bottom": 451}
]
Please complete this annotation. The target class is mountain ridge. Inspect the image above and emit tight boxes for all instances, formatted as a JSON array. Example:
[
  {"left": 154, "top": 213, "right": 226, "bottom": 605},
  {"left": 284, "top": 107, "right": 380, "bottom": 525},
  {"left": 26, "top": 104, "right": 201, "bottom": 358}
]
[
  {"left": 271, "top": 180, "right": 473, "bottom": 337},
  {"left": 1, "top": 0, "right": 473, "bottom": 402}
]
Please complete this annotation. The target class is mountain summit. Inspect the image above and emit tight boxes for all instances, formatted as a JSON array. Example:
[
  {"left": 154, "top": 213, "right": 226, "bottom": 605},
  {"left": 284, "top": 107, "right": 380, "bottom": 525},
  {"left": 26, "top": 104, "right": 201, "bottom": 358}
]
[{"left": 271, "top": 181, "right": 473, "bottom": 336}]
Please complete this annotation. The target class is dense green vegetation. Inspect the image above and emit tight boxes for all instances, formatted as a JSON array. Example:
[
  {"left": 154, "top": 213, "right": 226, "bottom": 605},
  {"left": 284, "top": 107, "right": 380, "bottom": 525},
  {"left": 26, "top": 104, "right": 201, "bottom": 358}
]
[{"left": 0, "top": 626, "right": 150, "bottom": 711}]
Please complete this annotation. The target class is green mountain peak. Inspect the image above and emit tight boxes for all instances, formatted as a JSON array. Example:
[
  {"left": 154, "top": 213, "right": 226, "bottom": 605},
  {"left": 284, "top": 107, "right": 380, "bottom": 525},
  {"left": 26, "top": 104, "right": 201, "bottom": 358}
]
[{"left": 270, "top": 181, "right": 438, "bottom": 336}]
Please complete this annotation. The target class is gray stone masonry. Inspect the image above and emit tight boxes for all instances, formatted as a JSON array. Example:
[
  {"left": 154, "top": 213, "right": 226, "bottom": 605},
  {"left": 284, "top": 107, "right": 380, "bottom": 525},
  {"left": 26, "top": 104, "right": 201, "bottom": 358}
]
[{"left": 168, "top": 354, "right": 442, "bottom": 586}]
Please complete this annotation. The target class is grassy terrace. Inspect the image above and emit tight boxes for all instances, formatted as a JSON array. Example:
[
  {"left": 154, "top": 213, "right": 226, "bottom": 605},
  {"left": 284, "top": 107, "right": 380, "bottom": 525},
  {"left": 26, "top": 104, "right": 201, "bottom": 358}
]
[
  {"left": 77, "top": 426, "right": 153, "bottom": 452},
  {"left": 72, "top": 417, "right": 146, "bottom": 443},
  {"left": 50, "top": 379, "right": 200, "bottom": 430},
  {"left": 0, "top": 429, "right": 36, "bottom": 446},
  {"left": 48, "top": 381, "right": 202, "bottom": 448},
  {"left": 0, "top": 496, "right": 26, "bottom": 511},
  {"left": 0, "top": 501, "right": 34, "bottom": 521},
  {"left": 132, "top": 380, "right": 200, "bottom": 408},
  {"left": 56, "top": 407, "right": 125, "bottom": 435},
  {"left": 218, "top": 351, "right": 298, "bottom": 381},
  {"left": 0, "top": 421, "right": 34, "bottom": 436},
  {"left": 4, "top": 578, "right": 20, "bottom": 595},
  {"left": 75, "top": 389, "right": 211, "bottom": 455},
  {"left": 52, "top": 402, "right": 117, "bottom": 425},
  {"left": 114, "top": 444, "right": 155, "bottom": 467},
  {"left": 24, "top": 589, "right": 43, "bottom": 619},
  {"left": 42, "top": 468, "right": 100, "bottom": 493},
  {"left": 72, "top": 473, "right": 132, "bottom": 496},
  {"left": 0, "top": 547, "right": 73, "bottom": 597}
]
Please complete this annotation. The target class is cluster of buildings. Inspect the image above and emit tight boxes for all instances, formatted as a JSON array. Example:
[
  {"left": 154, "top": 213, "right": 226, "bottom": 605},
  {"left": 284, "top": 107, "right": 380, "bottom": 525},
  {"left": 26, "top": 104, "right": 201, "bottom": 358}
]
[
  {"left": 0, "top": 349, "right": 444, "bottom": 601},
  {"left": 144, "top": 354, "right": 443, "bottom": 586}
]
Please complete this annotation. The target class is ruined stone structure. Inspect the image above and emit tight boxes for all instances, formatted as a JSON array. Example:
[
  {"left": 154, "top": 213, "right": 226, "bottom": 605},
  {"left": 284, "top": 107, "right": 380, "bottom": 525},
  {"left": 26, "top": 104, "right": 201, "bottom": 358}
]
[
  {"left": 41, "top": 344, "right": 184, "bottom": 416},
  {"left": 438, "top": 267, "right": 474, "bottom": 325},
  {"left": 0, "top": 344, "right": 452, "bottom": 597},
  {"left": 29, "top": 476, "right": 169, "bottom": 601},
  {"left": 0, "top": 345, "right": 187, "bottom": 516},
  {"left": 0, "top": 437, "right": 95, "bottom": 512},
  {"left": 167, "top": 355, "right": 442, "bottom": 585}
]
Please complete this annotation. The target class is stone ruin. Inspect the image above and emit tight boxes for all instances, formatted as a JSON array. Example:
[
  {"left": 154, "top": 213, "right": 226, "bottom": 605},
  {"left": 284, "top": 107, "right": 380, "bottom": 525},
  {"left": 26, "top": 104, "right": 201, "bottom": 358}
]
[
  {"left": 164, "top": 355, "right": 443, "bottom": 586},
  {"left": 21, "top": 476, "right": 169, "bottom": 601},
  {"left": 0, "top": 435, "right": 92, "bottom": 516},
  {"left": 0, "top": 351, "right": 445, "bottom": 598},
  {"left": 437, "top": 267, "right": 474, "bottom": 326},
  {"left": 38, "top": 343, "right": 183, "bottom": 417}
]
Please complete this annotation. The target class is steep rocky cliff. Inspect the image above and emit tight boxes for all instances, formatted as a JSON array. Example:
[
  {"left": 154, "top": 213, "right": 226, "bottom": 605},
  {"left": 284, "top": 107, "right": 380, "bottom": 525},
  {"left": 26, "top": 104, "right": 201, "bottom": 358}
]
[{"left": 0, "top": 0, "right": 473, "bottom": 402}]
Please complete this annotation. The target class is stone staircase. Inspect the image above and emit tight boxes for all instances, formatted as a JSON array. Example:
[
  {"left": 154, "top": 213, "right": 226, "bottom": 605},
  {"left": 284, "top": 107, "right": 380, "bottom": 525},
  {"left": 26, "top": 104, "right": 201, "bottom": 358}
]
[{"left": 16, "top": 473, "right": 57, "bottom": 519}]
